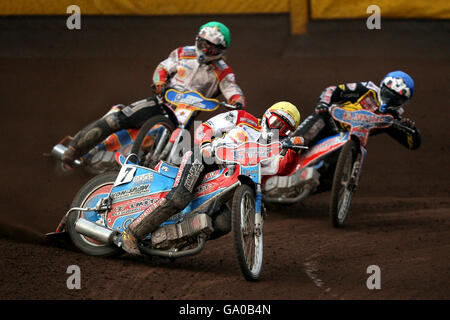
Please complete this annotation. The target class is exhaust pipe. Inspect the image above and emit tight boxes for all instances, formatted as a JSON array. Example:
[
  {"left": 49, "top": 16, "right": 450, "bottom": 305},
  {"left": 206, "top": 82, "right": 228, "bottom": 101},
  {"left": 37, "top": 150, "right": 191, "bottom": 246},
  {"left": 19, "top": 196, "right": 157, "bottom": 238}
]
[
  {"left": 75, "top": 218, "right": 118, "bottom": 244},
  {"left": 52, "top": 144, "right": 82, "bottom": 166}
]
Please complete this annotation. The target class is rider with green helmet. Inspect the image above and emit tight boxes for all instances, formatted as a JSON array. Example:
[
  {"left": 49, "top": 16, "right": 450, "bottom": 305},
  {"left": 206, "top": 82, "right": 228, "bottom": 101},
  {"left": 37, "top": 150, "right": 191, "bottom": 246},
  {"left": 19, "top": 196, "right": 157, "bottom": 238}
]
[{"left": 62, "top": 21, "right": 246, "bottom": 168}]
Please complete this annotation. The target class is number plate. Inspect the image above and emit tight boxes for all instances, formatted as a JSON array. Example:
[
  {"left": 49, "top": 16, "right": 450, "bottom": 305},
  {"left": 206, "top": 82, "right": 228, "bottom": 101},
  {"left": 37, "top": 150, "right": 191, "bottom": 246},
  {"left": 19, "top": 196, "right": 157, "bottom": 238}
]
[{"left": 114, "top": 165, "right": 137, "bottom": 186}]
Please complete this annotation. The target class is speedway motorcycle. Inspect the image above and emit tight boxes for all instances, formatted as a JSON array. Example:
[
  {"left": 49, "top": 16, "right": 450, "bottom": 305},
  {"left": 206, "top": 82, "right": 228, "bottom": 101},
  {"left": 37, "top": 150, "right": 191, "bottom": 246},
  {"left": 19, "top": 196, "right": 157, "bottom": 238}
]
[
  {"left": 129, "top": 89, "right": 237, "bottom": 168},
  {"left": 47, "top": 140, "right": 296, "bottom": 281},
  {"left": 48, "top": 89, "right": 235, "bottom": 174},
  {"left": 263, "top": 106, "right": 415, "bottom": 227}
]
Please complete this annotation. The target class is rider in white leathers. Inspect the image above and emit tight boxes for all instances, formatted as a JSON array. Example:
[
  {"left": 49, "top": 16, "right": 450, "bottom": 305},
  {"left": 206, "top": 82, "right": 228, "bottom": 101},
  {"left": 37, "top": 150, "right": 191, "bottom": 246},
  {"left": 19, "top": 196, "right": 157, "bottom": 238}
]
[{"left": 62, "top": 21, "right": 246, "bottom": 168}]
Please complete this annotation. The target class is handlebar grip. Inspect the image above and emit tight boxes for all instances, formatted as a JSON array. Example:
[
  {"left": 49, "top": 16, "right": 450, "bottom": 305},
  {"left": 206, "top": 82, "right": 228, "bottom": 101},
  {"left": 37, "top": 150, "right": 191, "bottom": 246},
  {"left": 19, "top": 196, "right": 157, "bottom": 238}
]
[
  {"left": 219, "top": 102, "right": 237, "bottom": 109},
  {"left": 281, "top": 141, "right": 308, "bottom": 150}
]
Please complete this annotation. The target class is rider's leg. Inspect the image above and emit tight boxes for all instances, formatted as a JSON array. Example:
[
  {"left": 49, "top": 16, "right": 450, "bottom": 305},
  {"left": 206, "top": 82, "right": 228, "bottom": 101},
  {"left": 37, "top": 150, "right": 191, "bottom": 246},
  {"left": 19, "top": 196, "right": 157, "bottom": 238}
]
[
  {"left": 62, "top": 98, "right": 160, "bottom": 167},
  {"left": 209, "top": 205, "right": 232, "bottom": 240},
  {"left": 293, "top": 113, "right": 336, "bottom": 147},
  {"left": 118, "top": 151, "right": 205, "bottom": 254},
  {"left": 62, "top": 112, "right": 121, "bottom": 166}
]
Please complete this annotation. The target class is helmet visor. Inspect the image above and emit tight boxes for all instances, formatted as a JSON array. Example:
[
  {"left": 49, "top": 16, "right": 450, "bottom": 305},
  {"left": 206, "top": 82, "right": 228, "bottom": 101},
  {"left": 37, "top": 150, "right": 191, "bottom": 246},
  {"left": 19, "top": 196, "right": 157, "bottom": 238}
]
[
  {"left": 266, "top": 113, "right": 292, "bottom": 136},
  {"left": 196, "top": 37, "right": 225, "bottom": 57},
  {"left": 380, "top": 85, "right": 408, "bottom": 107}
]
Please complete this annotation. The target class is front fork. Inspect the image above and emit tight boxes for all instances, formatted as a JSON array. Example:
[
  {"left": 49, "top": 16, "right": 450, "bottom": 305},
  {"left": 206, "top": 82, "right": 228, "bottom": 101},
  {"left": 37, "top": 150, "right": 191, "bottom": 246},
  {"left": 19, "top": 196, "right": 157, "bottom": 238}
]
[
  {"left": 352, "top": 146, "right": 367, "bottom": 188},
  {"left": 255, "top": 184, "right": 264, "bottom": 237}
]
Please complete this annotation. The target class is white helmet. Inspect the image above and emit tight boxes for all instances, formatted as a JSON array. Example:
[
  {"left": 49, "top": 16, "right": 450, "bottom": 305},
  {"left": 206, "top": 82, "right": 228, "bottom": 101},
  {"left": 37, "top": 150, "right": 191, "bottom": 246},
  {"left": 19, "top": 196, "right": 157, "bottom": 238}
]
[{"left": 195, "top": 21, "right": 230, "bottom": 64}]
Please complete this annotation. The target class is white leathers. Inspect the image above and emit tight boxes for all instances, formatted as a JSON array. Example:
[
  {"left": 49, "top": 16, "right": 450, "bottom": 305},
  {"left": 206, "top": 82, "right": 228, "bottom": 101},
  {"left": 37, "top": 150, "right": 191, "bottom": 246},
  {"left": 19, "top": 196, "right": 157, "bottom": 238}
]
[{"left": 154, "top": 46, "right": 245, "bottom": 106}]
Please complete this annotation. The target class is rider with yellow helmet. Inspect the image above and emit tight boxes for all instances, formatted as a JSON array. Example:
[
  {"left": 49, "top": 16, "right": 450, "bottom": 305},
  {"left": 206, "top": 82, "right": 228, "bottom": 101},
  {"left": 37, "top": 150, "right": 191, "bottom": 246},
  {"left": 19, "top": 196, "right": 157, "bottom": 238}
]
[{"left": 116, "top": 102, "right": 304, "bottom": 254}]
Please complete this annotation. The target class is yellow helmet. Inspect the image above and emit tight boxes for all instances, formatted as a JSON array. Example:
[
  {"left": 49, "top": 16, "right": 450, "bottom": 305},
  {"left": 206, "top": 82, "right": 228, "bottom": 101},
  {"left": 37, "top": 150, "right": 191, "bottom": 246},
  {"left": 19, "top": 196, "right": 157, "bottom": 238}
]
[{"left": 261, "top": 101, "right": 301, "bottom": 139}]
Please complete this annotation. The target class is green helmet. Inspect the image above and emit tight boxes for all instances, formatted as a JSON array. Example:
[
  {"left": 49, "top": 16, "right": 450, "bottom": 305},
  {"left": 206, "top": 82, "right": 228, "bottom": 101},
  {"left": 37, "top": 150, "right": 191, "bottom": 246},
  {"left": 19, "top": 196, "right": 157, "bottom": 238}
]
[{"left": 198, "top": 21, "right": 231, "bottom": 48}]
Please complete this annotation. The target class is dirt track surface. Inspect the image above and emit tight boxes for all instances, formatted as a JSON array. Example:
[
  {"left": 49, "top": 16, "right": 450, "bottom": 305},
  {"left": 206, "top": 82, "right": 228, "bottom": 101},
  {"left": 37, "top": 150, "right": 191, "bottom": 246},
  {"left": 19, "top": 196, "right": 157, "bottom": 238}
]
[{"left": 0, "top": 15, "right": 449, "bottom": 300}]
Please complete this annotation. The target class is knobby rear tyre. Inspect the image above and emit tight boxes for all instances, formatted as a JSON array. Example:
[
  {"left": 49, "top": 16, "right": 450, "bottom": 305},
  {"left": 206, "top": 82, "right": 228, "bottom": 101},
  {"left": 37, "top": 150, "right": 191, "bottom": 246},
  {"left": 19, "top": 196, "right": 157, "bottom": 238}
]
[{"left": 329, "top": 140, "right": 358, "bottom": 228}]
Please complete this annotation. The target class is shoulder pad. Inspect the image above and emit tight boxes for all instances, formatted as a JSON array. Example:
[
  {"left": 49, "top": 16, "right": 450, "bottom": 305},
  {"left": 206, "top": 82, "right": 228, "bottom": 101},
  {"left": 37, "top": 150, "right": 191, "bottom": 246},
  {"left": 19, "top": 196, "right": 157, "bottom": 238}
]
[
  {"left": 178, "top": 46, "right": 197, "bottom": 59},
  {"left": 365, "top": 81, "right": 380, "bottom": 92},
  {"left": 211, "top": 60, "right": 234, "bottom": 81}
]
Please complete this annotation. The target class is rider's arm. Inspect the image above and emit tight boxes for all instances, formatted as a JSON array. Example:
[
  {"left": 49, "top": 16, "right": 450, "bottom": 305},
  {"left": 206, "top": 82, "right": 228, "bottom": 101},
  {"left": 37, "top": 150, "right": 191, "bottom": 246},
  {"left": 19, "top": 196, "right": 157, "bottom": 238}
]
[
  {"left": 317, "top": 82, "right": 375, "bottom": 108},
  {"left": 260, "top": 149, "right": 300, "bottom": 176},
  {"left": 194, "top": 111, "right": 240, "bottom": 147},
  {"left": 211, "top": 61, "right": 246, "bottom": 108},
  {"left": 276, "top": 149, "right": 300, "bottom": 176},
  {"left": 152, "top": 48, "right": 180, "bottom": 90},
  {"left": 385, "top": 119, "right": 422, "bottom": 150}
]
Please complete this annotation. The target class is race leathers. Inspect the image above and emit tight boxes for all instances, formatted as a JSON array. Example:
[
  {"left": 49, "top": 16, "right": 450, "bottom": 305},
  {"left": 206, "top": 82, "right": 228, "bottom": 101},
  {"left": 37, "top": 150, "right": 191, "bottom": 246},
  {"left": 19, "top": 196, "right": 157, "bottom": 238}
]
[
  {"left": 153, "top": 46, "right": 246, "bottom": 106},
  {"left": 128, "top": 110, "right": 299, "bottom": 240},
  {"left": 195, "top": 110, "right": 300, "bottom": 175},
  {"left": 295, "top": 81, "right": 421, "bottom": 150}
]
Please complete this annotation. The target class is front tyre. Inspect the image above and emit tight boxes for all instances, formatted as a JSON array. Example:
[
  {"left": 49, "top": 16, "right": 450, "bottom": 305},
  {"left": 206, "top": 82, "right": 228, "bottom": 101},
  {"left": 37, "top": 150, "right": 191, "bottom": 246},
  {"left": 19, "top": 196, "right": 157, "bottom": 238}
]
[
  {"left": 67, "top": 172, "right": 121, "bottom": 256},
  {"left": 130, "top": 115, "right": 176, "bottom": 168},
  {"left": 329, "top": 140, "right": 359, "bottom": 228},
  {"left": 232, "top": 184, "right": 264, "bottom": 281}
]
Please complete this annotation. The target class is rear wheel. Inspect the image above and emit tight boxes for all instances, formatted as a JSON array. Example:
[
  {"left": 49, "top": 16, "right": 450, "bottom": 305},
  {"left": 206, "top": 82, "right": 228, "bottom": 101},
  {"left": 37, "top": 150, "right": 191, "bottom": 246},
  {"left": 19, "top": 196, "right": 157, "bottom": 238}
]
[
  {"left": 67, "top": 172, "right": 121, "bottom": 256},
  {"left": 329, "top": 140, "right": 359, "bottom": 228},
  {"left": 232, "top": 184, "right": 264, "bottom": 281},
  {"left": 130, "top": 115, "right": 176, "bottom": 168}
]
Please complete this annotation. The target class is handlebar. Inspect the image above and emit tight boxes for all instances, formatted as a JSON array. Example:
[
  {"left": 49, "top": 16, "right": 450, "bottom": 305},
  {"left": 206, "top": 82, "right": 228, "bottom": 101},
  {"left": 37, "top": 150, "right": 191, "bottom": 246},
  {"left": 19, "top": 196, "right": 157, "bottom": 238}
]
[
  {"left": 281, "top": 137, "right": 309, "bottom": 151},
  {"left": 218, "top": 102, "right": 239, "bottom": 110}
]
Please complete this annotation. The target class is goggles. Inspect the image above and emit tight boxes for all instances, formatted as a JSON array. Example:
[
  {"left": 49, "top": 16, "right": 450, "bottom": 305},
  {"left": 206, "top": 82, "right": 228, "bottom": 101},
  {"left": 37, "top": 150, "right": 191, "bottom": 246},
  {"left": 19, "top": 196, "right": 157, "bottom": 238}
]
[
  {"left": 380, "top": 85, "right": 408, "bottom": 107},
  {"left": 265, "top": 112, "right": 293, "bottom": 136},
  {"left": 196, "top": 36, "right": 225, "bottom": 57}
]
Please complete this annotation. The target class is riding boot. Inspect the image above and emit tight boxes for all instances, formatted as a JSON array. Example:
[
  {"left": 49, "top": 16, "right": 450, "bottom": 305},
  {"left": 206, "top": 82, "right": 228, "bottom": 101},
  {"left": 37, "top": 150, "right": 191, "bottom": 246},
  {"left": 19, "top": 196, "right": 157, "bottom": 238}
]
[
  {"left": 114, "top": 230, "right": 141, "bottom": 255},
  {"left": 62, "top": 113, "right": 120, "bottom": 167},
  {"left": 127, "top": 151, "right": 205, "bottom": 240}
]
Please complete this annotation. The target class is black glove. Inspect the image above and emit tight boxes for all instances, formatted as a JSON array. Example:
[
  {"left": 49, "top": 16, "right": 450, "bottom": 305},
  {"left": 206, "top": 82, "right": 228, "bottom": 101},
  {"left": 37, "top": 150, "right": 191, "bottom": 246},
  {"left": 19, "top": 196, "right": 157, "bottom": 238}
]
[
  {"left": 232, "top": 102, "right": 244, "bottom": 110},
  {"left": 315, "top": 102, "right": 330, "bottom": 115}
]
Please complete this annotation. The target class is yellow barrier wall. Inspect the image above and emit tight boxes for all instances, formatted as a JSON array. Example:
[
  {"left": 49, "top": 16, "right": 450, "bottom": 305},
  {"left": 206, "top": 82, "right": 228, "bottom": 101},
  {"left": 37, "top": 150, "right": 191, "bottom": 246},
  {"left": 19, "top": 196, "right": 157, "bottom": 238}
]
[
  {"left": 0, "top": 0, "right": 289, "bottom": 15},
  {"left": 1, "top": 0, "right": 449, "bottom": 35},
  {"left": 310, "top": 0, "right": 450, "bottom": 19}
]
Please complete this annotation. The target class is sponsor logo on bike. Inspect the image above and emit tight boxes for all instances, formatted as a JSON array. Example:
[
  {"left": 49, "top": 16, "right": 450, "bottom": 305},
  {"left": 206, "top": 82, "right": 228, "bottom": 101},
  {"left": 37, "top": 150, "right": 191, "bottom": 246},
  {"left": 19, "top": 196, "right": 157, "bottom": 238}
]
[
  {"left": 133, "top": 173, "right": 154, "bottom": 186},
  {"left": 110, "top": 184, "right": 150, "bottom": 201}
]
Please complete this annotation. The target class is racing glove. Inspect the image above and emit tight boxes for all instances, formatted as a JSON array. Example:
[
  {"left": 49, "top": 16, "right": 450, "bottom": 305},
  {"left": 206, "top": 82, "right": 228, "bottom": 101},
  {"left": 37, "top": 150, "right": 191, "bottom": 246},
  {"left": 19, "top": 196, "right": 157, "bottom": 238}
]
[
  {"left": 151, "top": 81, "right": 166, "bottom": 95},
  {"left": 228, "top": 95, "right": 246, "bottom": 110},
  {"left": 281, "top": 136, "right": 305, "bottom": 154}
]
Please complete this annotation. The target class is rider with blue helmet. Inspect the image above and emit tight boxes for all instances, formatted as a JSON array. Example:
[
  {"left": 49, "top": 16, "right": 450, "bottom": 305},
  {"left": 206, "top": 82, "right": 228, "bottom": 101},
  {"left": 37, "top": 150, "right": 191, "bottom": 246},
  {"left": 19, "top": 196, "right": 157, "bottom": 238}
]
[{"left": 296, "top": 70, "right": 421, "bottom": 151}]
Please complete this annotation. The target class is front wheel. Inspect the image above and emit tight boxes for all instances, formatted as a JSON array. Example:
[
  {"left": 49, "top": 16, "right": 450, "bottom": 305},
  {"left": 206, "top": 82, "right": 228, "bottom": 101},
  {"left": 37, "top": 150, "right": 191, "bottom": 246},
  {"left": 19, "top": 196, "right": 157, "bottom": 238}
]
[
  {"left": 232, "top": 184, "right": 264, "bottom": 281},
  {"left": 67, "top": 172, "right": 121, "bottom": 256},
  {"left": 130, "top": 115, "right": 176, "bottom": 168},
  {"left": 329, "top": 140, "right": 359, "bottom": 228}
]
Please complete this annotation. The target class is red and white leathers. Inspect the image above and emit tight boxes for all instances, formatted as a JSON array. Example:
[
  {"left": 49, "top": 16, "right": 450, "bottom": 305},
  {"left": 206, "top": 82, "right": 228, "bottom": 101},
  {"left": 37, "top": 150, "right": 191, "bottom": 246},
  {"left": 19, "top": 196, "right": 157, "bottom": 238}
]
[
  {"left": 194, "top": 110, "right": 299, "bottom": 176},
  {"left": 153, "top": 46, "right": 246, "bottom": 107}
]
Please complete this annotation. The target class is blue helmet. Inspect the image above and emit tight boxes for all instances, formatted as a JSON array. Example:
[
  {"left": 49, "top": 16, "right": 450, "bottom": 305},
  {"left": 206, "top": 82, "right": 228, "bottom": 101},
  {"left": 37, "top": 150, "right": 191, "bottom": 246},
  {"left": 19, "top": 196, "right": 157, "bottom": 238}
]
[{"left": 379, "top": 71, "right": 414, "bottom": 112}]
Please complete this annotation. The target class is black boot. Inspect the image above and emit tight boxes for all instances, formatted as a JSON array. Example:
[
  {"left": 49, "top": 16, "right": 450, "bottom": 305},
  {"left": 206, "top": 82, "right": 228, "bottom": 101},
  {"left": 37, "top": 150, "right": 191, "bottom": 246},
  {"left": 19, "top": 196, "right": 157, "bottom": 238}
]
[
  {"left": 62, "top": 114, "right": 119, "bottom": 167},
  {"left": 127, "top": 151, "right": 204, "bottom": 240}
]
